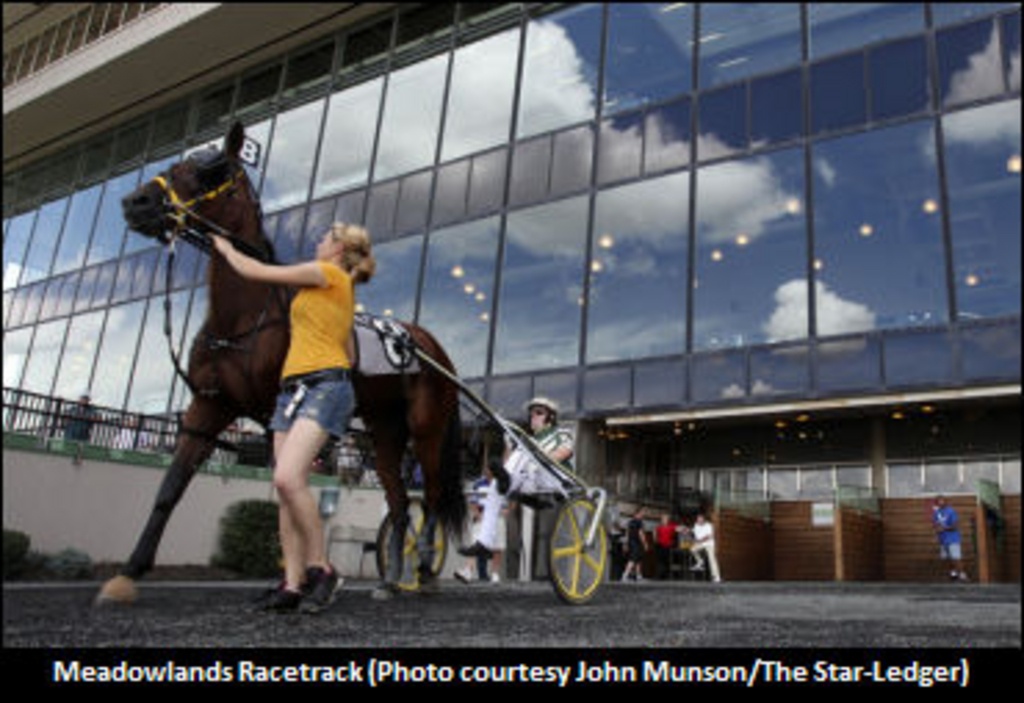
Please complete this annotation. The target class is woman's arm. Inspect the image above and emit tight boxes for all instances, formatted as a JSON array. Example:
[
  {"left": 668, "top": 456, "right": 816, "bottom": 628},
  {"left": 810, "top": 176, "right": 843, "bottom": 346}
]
[{"left": 212, "top": 235, "right": 328, "bottom": 288}]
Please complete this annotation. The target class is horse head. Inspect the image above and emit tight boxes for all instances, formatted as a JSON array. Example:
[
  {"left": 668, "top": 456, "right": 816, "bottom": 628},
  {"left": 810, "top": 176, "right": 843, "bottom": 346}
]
[{"left": 122, "top": 121, "right": 264, "bottom": 255}]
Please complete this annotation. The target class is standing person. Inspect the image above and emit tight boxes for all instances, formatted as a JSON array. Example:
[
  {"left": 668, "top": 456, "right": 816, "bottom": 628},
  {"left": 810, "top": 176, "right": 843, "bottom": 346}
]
[
  {"left": 932, "top": 496, "right": 969, "bottom": 582},
  {"left": 691, "top": 513, "right": 721, "bottom": 583},
  {"left": 65, "top": 393, "right": 98, "bottom": 443},
  {"left": 655, "top": 513, "right": 681, "bottom": 580},
  {"left": 622, "top": 508, "right": 649, "bottom": 582},
  {"left": 212, "top": 222, "right": 375, "bottom": 613}
]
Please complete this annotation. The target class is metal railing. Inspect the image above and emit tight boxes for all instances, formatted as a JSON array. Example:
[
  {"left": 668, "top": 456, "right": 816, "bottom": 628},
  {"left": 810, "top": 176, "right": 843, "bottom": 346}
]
[{"left": 2, "top": 386, "right": 265, "bottom": 466}]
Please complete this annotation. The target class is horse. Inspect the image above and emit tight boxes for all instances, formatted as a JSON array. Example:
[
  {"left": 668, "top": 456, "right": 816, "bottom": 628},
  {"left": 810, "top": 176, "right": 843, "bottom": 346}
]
[{"left": 97, "top": 121, "right": 465, "bottom": 604}]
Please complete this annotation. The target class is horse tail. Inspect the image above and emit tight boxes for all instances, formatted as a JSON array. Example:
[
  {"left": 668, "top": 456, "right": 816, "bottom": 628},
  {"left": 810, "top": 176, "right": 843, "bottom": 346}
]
[{"left": 437, "top": 405, "right": 467, "bottom": 539}]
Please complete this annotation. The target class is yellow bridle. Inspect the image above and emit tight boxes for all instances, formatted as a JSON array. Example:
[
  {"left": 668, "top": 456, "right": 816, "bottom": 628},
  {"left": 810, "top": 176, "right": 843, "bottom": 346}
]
[{"left": 151, "top": 170, "right": 244, "bottom": 236}]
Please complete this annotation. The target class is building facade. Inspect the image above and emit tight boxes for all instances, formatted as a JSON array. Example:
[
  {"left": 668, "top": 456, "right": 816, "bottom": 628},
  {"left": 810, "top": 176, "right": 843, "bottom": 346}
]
[{"left": 4, "top": 3, "right": 1021, "bottom": 528}]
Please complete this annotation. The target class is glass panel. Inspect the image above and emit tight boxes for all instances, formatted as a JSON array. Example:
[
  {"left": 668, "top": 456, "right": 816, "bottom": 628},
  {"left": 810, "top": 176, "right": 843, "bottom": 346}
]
[
  {"left": 51, "top": 310, "right": 105, "bottom": 401},
  {"left": 493, "top": 195, "right": 589, "bottom": 374},
  {"left": 300, "top": 199, "right": 336, "bottom": 262},
  {"left": 1004, "top": 12, "right": 1020, "bottom": 91},
  {"left": 924, "top": 461, "right": 962, "bottom": 494},
  {"left": 509, "top": 136, "right": 551, "bottom": 206},
  {"left": 808, "top": 3, "right": 925, "bottom": 58},
  {"left": 1002, "top": 457, "right": 1020, "bottom": 495},
  {"left": 698, "top": 3, "right": 801, "bottom": 89},
  {"left": 395, "top": 171, "right": 433, "bottom": 236},
  {"left": 932, "top": 3, "right": 1017, "bottom": 25},
  {"left": 964, "top": 458, "right": 1000, "bottom": 491},
  {"left": 769, "top": 468, "right": 799, "bottom": 500},
  {"left": 432, "top": 159, "right": 470, "bottom": 226},
  {"left": 960, "top": 320, "right": 1021, "bottom": 381},
  {"left": 597, "top": 113, "right": 643, "bottom": 185},
  {"left": 691, "top": 350, "right": 746, "bottom": 403},
  {"left": 364, "top": 181, "right": 399, "bottom": 243},
  {"left": 21, "top": 318, "right": 68, "bottom": 396},
  {"left": 3, "top": 327, "right": 32, "bottom": 388},
  {"left": 419, "top": 217, "right": 500, "bottom": 378},
  {"left": 836, "top": 465, "right": 871, "bottom": 489},
  {"left": 19, "top": 282, "right": 45, "bottom": 327},
  {"left": 603, "top": 3, "right": 693, "bottom": 114},
  {"left": 374, "top": 54, "right": 449, "bottom": 181},
  {"left": 340, "top": 17, "right": 392, "bottom": 73},
  {"left": 883, "top": 329, "right": 955, "bottom": 387},
  {"left": 313, "top": 77, "right": 384, "bottom": 197},
  {"left": 356, "top": 234, "right": 423, "bottom": 321},
  {"left": 90, "top": 261, "right": 118, "bottom": 310},
  {"left": 887, "top": 462, "right": 921, "bottom": 497},
  {"left": 937, "top": 18, "right": 1005, "bottom": 107},
  {"left": 533, "top": 370, "right": 578, "bottom": 414},
  {"left": 588, "top": 172, "right": 689, "bottom": 363},
  {"left": 272, "top": 206, "right": 307, "bottom": 265},
  {"left": 467, "top": 148, "right": 507, "bottom": 218},
  {"left": 644, "top": 96, "right": 691, "bottom": 173},
  {"left": 698, "top": 83, "right": 747, "bottom": 161},
  {"left": 550, "top": 125, "right": 593, "bottom": 195},
  {"left": 633, "top": 358, "right": 685, "bottom": 407},
  {"left": 90, "top": 300, "right": 147, "bottom": 410},
  {"left": 693, "top": 147, "right": 806, "bottom": 350},
  {"left": 442, "top": 27, "right": 519, "bottom": 161},
  {"left": 583, "top": 366, "right": 631, "bottom": 410},
  {"left": 811, "top": 52, "right": 866, "bottom": 135},
  {"left": 750, "top": 344, "right": 809, "bottom": 397},
  {"left": 261, "top": 99, "right": 324, "bottom": 212},
  {"left": 126, "top": 292, "right": 189, "bottom": 414},
  {"left": 281, "top": 42, "right": 333, "bottom": 100},
  {"left": 751, "top": 69, "right": 802, "bottom": 147},
  {"left": 800, "top": 466, "right": 834, "bottom": 498},
  {"left": 20, "top": 197, "right": 67, "bottom": 284},
  {"left": 516, "top": 5, "right": 602, "bottom": 139},
  {"left": 817, "top": 336, "right": 882, "bottom": 392},
  {"left": 869, "top": 36, "right": 930, "bottom": 121},
  {"left": 942, "top": 100, "right": 1021, "bottom": 320},
  {"left": 487, "top": 375, "right": 532, "bottom": 420},
  {"left": 4, "top": 211, "right": 36, "bottom": 290},
  {"left": 86, "top": 169, "right": 141, "bottom": 265},
  {"left": 811, "top": 120, "right": 946, "bottom": 334}
]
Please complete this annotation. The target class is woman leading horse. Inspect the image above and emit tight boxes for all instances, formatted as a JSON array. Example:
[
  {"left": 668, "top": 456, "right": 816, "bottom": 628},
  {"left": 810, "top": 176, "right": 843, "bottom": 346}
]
[
  {"left": 212, "top": 223, "right": 371, "bottom": 612},
  {"left": 99, "top": 122, "right": 465, "bottom": 605}
]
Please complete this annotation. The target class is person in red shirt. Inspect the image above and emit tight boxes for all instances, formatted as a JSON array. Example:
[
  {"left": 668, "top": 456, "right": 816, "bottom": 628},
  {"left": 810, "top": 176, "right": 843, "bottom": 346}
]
[{"left": 655, "top": 513, "right": 681, "bottom": 580}]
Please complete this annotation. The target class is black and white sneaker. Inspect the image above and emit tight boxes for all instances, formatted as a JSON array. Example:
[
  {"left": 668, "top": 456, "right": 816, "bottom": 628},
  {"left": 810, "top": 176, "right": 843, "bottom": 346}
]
[
  {"left": 299, "top": 566, "right": 340, "bottom": 614},
  {"left": 263, "top": 584, "right": 304, "bottom": 613}
]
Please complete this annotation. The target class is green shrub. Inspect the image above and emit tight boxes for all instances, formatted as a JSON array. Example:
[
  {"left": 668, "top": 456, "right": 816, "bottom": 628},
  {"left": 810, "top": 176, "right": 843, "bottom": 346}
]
[
  {"left": 213, "top": 500, "right": 281, "bottom": 577},
  {"left": 3, "top": 529, "right": 31, "bottom": 579},
  {"left": 46, "top": 548, "right": 93, "bottom": 579}
]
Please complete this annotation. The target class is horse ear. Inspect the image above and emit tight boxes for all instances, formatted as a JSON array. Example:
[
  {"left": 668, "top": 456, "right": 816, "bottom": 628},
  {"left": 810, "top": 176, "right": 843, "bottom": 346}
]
[{"left": 226, "top": 121, "right": 245, "bottom": 160}]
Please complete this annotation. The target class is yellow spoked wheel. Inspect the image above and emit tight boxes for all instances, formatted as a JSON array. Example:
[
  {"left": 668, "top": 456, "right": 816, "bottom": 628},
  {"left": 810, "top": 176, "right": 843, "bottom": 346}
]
[
  {"left": 549, "top": 497, "right": 608, "bottom": 605},
  {"left": 376, "top": 499, "right": 447, "bottom": 592}
]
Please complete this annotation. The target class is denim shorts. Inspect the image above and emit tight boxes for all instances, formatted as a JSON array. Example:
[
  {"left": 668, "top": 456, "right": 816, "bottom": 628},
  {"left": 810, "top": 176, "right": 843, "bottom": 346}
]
[{"left": 269, "top": 377, "right": 355, "bottom": 439}]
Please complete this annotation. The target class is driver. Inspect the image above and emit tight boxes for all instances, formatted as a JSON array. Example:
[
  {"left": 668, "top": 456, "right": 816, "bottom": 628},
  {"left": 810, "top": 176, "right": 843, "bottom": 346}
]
[{"left": 458, "top": 397, "right": 574, "bottom": 560}]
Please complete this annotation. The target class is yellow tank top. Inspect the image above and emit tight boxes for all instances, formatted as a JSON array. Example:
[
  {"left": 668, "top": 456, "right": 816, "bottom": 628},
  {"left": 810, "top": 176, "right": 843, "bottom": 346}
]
[{"left": 280, "top": 262, "right": 354, "bottom": 380}]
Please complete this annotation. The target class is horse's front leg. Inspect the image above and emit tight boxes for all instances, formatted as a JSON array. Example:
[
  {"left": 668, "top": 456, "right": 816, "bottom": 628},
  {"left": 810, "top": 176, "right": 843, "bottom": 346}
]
[{"left": 95, "top": 399, "right": 232, "bottom": 605}]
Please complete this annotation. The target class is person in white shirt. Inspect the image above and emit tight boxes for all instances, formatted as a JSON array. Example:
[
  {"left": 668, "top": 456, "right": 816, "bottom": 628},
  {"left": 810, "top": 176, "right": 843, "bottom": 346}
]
[{"left": 691, "top": 513, "right": 721, "bottom": 583}]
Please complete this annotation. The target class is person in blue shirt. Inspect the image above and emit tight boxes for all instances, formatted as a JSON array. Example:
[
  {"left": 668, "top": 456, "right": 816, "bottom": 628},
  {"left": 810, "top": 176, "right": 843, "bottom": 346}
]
[{"left": 931, "top": 496, "right": 968, "bottom": 582}]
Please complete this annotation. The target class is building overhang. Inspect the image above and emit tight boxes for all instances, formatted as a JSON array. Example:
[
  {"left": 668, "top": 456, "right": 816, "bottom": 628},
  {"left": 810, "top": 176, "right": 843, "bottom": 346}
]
[
  {"left": 4, "top": 3, "right": 391, "bottom": 175},
  {"left": 604, "top": 384, "right": 1022, "bottom": 427}
]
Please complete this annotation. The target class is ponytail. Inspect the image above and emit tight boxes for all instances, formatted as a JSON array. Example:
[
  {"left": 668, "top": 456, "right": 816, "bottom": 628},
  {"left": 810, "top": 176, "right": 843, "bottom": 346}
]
[{"left": 330, "top": 222, "right": 376, "bottom": 285}]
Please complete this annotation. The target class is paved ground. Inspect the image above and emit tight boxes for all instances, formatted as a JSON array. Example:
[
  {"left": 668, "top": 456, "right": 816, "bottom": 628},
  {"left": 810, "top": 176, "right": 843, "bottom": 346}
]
[{"left": 4, "top": 579, "right": 1020, "bottom": 648}]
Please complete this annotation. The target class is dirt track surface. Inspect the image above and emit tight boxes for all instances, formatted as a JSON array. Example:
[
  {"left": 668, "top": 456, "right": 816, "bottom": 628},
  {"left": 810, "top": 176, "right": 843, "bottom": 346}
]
[{"left": 3, "top": 580, "right": 1020, "bottom": 648}]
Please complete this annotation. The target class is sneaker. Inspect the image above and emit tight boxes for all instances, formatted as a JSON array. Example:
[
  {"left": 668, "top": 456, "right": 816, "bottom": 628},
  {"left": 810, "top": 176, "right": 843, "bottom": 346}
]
[
  {"left": 454, "top": 566, "right": 473, "bottom": 584},
  {"left": 490, "top": 572, "right": 501, "bottom": 584},
  {"left": 263, "top": 584, "right": 304, "bottom": 613},
  {"left": 300, "top": 566, "right": 340, "bottom": 614}
]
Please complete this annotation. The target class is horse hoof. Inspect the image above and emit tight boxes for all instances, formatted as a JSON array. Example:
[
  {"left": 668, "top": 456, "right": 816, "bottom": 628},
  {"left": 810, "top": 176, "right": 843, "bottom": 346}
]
[
  {"left": 371, "top": 583, "right": 399, "bottom": 601},
  {"left": 95, "top": 575, "right": 137, "bottom": 606}
]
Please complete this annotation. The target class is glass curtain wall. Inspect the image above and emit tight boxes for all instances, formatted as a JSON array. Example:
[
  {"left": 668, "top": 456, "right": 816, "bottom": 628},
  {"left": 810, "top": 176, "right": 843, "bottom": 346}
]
[{"left": 3, "top": 3, "right": 1021, "bottom": 420}]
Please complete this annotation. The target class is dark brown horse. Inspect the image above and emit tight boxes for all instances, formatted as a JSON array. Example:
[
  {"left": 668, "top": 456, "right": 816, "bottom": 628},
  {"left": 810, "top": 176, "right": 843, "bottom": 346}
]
[{"left": 97, "top": 122, "right": 464, "bottom": 603}]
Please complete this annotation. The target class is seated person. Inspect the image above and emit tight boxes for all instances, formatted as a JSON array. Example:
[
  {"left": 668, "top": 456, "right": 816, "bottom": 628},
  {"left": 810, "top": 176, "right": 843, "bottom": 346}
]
[{"left": 459, "top": 397, "right": 573, "bottom": 559}]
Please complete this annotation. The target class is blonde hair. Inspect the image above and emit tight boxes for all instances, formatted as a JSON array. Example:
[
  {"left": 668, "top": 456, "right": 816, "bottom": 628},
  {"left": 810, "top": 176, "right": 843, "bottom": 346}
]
[{"left": 329, "top": 222, "right": 376, "bottom": 284}]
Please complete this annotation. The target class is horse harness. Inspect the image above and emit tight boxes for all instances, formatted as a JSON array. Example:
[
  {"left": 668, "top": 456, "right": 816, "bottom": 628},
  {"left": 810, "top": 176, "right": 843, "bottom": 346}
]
[{"left": 150, "top": 149, "right": 288, "bottom": 449}]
